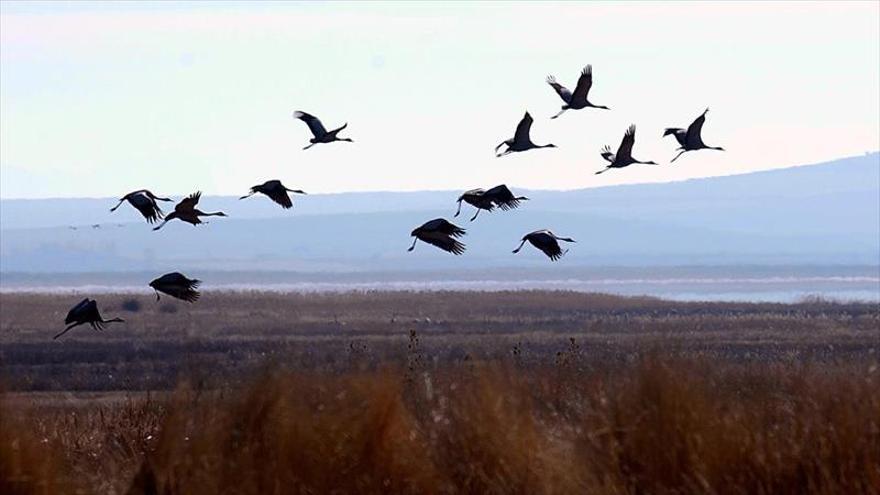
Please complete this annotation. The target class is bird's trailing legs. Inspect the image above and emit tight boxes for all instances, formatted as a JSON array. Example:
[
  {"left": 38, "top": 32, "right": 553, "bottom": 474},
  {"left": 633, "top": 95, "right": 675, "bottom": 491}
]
[
  {"left": 670, "top": 149, "right": 687, "bottom": 163},
  {"left": 550, "top": 108, "right": 568, "bottom": 119},
  {"left": 512, "top": 239, "right": 527, "bottom": 254},
  {"left": 470, "top": 209, "right": 481, "bottom": 222},
  {"left": 53, "top": 322, "right": 82, "bottom": 340}
]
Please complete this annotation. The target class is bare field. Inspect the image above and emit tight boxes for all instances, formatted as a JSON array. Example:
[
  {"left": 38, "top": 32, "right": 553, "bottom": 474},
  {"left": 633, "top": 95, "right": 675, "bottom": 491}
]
[
  {"left": 1, "top": 291, "right": 878, "bottom": 391},
  {"left": 2, "top": 291, "right": 880, "bottom": 494}
]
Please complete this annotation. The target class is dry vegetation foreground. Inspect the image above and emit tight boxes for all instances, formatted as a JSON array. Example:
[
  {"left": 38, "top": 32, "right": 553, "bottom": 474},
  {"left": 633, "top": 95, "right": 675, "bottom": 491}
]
[{"left": 1, "top": 291, "right": 879, "bottom": 494}]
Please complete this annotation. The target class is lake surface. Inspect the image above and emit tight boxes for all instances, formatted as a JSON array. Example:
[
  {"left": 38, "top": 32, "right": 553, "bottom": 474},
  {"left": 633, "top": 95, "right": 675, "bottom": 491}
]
[{"left": 2, "top": 274, "right": 878, "bottom": 303}]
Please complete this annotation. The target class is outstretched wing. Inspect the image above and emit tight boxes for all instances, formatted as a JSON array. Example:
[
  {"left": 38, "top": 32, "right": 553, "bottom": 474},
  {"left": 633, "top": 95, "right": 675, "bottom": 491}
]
[
  {"left": 484, "top": 185, "right": 525, "bottom": 211},
  {"left": 83, "top": 299, "right": 101, "bottom": 321},
  {"left": 129, "top": 193, "right": 164, "bottom": 223},
  {"left": 293, "top": 111, "right": 327, "bottom": 138},
  {"left": 546, "top": 76, "right": 572, "bottom": 103},
  {"left": 513, "top": 112, "right": 533, "bottom": 145},
  {"left": 266, "top": 189, "right": 293, "bottom": 209},
  {"left": 435, "top": 219, "right": 466, "bottom": 238},
  {"left": 152, "top": 272, "right": 201, "bottom": 303},
  {"left": 600, "top": 145, "right": 615, "bottom": 163},
  {"left": 176, "top": 191, "right": 201, "bottom": 212},
  {"left": 685, "top": 109, "right": 707, "bottom": 148},
  {"left": 421, "top": 218, "right": 466, "bottom": 238},
  {"left": 663, "top": 128, "right": 688, "bottom": 147},
  {"left": 418, "top": 232, "right": 466, "bottom": 255},
  {"left": 536, "top": 237, "right": 565, "bottom": 261},
  {"left": 570, "top": 65, "right": 593, "bottom": 103},
  {"left": 65, "top": 298, "right": 91, "bottom": 323},
  {"left": 615, "top": 125, "right": 636, "bottom": 162}
]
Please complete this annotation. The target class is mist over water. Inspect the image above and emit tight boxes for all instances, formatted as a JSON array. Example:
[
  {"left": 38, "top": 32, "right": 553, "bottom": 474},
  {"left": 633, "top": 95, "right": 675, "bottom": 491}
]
[{"left": 4, "top": 274, "right": 877, "bottom": 303}]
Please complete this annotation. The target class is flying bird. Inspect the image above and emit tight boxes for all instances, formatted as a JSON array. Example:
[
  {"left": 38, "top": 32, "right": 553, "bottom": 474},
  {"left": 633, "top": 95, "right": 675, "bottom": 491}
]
[
  {"left": 512, "top": 230, "right": 576, "bottom": 261},
  {"left": 547, "top": 65, "right": 610, "bottom": 119},
  {"left": 152, "top": 192, "right": 227, "bottom": 231},
  {"left": 149, "top": 272, "right": 201, "bottom": 303},
  {"left": 408, "top": 218, "right": 466, "bottom": 255},
  {"left": 239, "top": 180, "right": 306, "bottom": 209},
  {"left": 664, "top": 108, "right": 725, "bottom": 162},
  {"left": 596, "top": 125, "right": 658, "bottom": 175},
  {"left": 110, "top": 190, "right": 173, "bottom": 224},
  {"left": 455, "top": 185, "right": 528, "bottom": 221},
  {"left": 54, "top": 298, "right": 124, "bottom": 340},
  {"left": 496, "top": 112, "right": 556, "bottom": 157},
  {"left": 292, "top": 111, "right": 353, "bottom": 150}
]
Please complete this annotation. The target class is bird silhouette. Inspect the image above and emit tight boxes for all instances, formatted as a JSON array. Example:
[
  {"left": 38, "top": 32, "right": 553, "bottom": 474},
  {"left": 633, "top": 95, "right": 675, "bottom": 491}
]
[
  {"left": 239, "top": 180, "right": 306, "bottom": 209},
  {"left": 664, "top": 108, "right": 724, "bottom": 162},
  {"left": 512, "top": 230, "right": 576, "bottom": 261},
  {"left": 152, "top": 192, "right": 227, "bottom": 231},
  {"left": 455, "top": 185, "right": 528, "bottom": 221},
  {"left": 408, "top": 218, "right": 466, "bottom": 254},
  {"left": 292, "top": 111, "right": 353, "bottom": 150},
  {"left": 596, "top": 125, "right": 658, "bottom": 175},
  {"left": 496, "top": 112, "right": 556, "bottom": 157},
  {"left": 149, "top": 272, "right": 201, "bottom": 302},
  {"left": 547, "top": 65, "right": 610, "bottom": 119},
  {"left": 110, "top": 190, "right": 172, "bottom": 224},
  {"left": 54, "top": 298, "right": 124, "bottom": 340}
]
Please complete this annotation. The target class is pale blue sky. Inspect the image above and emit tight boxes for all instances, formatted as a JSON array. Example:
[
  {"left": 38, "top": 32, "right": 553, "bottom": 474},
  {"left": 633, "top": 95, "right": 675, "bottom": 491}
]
[{"left": 1, "top": 1, "right": 878, "bottom": 199}]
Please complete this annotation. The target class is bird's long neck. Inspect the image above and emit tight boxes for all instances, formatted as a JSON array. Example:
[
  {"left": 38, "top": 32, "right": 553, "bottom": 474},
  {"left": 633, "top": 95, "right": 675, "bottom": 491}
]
[
  {"left": 110, "top": 199, "right": 125, "bottom": 211},
  {"left": 454, "top": 200, "right": 463, "bottom": 217},
  {"left": 538, "top": 144, "right": 555, "bottom": 149},
  {"left": 200, "top": 211, "right": 226, "bottom": 217}
]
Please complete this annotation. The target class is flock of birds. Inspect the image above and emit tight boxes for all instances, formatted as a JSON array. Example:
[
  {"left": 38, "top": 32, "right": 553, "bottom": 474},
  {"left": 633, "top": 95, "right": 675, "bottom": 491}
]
[{"left": 57, "top": 64, "right": 723, "bottom": 339}]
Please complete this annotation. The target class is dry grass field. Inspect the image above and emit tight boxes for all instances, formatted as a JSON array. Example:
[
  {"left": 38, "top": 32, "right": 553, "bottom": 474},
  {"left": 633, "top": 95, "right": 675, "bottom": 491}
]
[{"left": 1, "top": 291, "right": 879, "bottom": 494}]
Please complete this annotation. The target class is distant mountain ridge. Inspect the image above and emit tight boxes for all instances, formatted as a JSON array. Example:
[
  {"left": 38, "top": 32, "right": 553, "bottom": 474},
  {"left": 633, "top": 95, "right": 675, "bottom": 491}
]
[{"left": 1, "top": 153, "right": 878, "bottom": 273}]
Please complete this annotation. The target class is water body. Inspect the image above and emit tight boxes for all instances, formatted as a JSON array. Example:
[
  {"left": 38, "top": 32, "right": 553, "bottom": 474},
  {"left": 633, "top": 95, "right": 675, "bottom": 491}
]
[{"left": 3, "top": 275, "right": 878, "bottom": 303}]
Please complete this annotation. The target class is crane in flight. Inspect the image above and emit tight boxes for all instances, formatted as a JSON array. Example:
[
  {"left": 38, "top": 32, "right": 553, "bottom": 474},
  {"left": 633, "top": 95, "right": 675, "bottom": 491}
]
[
  {"left": 596, "top": 125, "right": 658, "bottom": 174},
  {"left": 239, "top": 180, "right": 306, "bottom": 209},
  {"left": 512, "top": 230, "right": 576, "bottom": 261},
  {"left": 496, "top": 112, "right": 556, "bottom": 157},
  {"left": 54, "top": 298, "right": 124, "bottom": 340},
  {"left": 152, "top": 192, "right": 227, "bottom": 231},
  {"left": 408, "top": 218, "right": 466, "bottom": 255},
  {"left": 292, "top": 111, "right": 353, "bottom": 150},
  {"left": 110, "top": 190, "right": 173, "bottom": 224},
  {"left": 664, "top": 108, "right": 724, "bottom": 162},
  {"left": 547, "top": 65, "right": 609, "bottom": 119}
]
